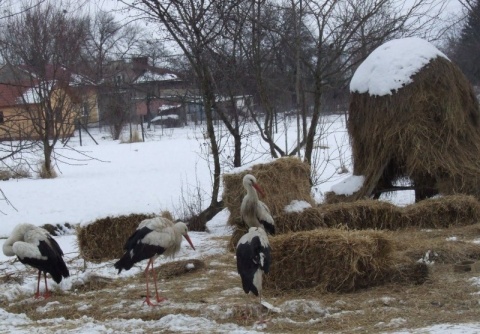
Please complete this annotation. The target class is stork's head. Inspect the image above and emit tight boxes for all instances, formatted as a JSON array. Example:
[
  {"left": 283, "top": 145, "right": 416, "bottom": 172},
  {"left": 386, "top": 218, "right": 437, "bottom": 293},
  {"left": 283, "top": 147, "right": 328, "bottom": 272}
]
[
  {"left": 243, "top": 174, "right": 265, "bottom": 197},
  {"left": 174, "top": 222, "right": 196, "bottom": 251}
]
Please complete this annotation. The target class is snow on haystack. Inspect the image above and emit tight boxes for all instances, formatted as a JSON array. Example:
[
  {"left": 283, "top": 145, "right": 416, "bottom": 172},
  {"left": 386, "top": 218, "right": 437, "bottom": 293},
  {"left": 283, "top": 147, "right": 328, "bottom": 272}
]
[
  {"left": 284, "top": 200, "right": 312, "bottom": 213},
  {"left": 350, "top": 37, "right": 448, "bottom": 96},
  {"left": 330, "top": 175, "right": 365, "bottom": 196}
]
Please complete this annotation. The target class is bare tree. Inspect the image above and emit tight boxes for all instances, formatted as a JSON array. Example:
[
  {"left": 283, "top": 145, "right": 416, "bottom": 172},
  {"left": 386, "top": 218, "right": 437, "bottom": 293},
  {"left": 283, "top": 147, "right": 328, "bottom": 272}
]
[
  {"left": 0, "top": 2, "right": 89, "bottom": 177},
  {"left": 126, "top": 0, "right": 245, "bottom": 229},
  {"left": 81, "top": 11, "right": 144, "bottom": 82},
  {"left": 243, "top": 0, "right": 449, "bottom": 165}
]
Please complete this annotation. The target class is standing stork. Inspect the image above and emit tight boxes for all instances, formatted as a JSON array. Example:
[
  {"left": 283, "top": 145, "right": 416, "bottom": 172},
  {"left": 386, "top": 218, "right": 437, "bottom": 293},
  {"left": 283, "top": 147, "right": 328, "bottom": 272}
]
[
  {"left": 241, "top": 174, "right": 275, "bottom": 235},
  {"left": 236, "top": 227, "right": 272, "bottom": 319},
  {"left": 2, "top": 223, "right": 70, "bottom": 299},
  {"left": 114, "top": 217, "right": 196, "bottom": 306}
]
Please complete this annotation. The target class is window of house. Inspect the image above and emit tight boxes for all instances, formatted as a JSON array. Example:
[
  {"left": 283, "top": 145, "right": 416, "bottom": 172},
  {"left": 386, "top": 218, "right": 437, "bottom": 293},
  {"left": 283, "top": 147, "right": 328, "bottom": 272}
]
[
  {"left": 0, "top": 111, "right": 4, "bottom": 123},
  {"left": 82, "top": 103, "right": 89, "bottom": 117}
]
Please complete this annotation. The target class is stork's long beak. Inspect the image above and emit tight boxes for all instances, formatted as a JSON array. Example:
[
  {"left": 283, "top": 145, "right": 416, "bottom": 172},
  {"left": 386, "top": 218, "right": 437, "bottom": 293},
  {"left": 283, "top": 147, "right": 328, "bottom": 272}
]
[
  {"left": 183, "top": 234, "right": 196, "bottom": 251},
  {"left": 252, "top": 183, "right": 266, "bottom": 197}
]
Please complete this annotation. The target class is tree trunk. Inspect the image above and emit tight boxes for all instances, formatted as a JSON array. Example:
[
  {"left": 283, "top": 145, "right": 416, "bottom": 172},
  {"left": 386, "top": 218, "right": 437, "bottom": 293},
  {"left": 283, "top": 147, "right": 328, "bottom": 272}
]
[
  {"left": 304, "top": 82, "right": 322, "bottom": 165},
  {"left": 43, "top": 143, "right": 54, "bottom": 178}
]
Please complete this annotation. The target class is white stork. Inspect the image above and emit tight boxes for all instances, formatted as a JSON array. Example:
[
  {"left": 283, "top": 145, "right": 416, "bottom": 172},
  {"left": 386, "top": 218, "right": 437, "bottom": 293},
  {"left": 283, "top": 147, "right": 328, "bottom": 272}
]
[
  {"left": 236, "top": 227, "right": 271, "bottom": 305},
  {"left": 114, "top": 217, "right": 196, "bottom": 306},
  {"left": 2, "top": 223, "right": 70, "bottom": 299},
  {"left": 241, "top": 174, "right": 275, "bottom": 235}
]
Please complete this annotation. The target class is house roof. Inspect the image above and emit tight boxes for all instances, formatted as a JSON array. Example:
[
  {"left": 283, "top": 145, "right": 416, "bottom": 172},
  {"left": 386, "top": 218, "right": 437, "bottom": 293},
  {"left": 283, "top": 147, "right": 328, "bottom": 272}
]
[
  {"left": 105, "top": 57, "right": 181, "bottom": 84},
  {"left": 0, "top": 83, "right": 29, "bottom": 107},
  {"left": 0, "top": 64, "right": 95, "bottom": 108},
  {"left": 17, "top": 64, "right": 95, "bottom": 86}
]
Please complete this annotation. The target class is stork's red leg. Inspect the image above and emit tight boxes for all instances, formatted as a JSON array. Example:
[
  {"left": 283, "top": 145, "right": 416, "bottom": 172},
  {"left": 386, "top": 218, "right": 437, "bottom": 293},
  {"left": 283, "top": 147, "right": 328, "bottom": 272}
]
[
  {"left": 151, "top": 260, "right": 166, "bottom": 302},
  {"left": 34, "top": 270, "right": 41, "bottom": 299},
  {"left": 143, "top": 258, "right": 156, "bottom": 306},
  {"left": 43, "top": 272, "right": 51, "bottom": 299}
]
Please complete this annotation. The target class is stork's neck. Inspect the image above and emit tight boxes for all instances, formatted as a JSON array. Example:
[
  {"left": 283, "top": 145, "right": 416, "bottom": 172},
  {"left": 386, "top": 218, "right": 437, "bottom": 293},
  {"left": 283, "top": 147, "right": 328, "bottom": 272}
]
[
  {"left": 246, "top": 184, "right": 259, "bottom": 201},
  {"left": 3, "top": 242, "right": 15, "bottom": 256}
]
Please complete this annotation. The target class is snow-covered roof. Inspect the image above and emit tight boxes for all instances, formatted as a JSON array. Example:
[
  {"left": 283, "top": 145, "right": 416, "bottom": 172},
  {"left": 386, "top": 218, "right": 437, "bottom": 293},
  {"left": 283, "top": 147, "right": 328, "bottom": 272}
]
[
  {"left": 350, "top": 37, "right": 449, "bottom": 96},
  {"left": 134, "top": 71, "right": 178, "bottom": 83},
  {"left": 151, "top": 114, "right": 179, "bottom": 122},
  {"left": 19, "top": 81, "right": 55, "bottom": 104},
  {"left": 159, "top": 104, "right": 181, "bottom": 112}
]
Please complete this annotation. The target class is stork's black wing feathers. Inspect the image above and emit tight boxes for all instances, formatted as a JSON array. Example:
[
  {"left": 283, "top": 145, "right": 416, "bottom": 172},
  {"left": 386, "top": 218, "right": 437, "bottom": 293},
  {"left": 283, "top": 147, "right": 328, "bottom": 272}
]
[
  {"left": 47, "top": 235, "right": 64, "bottom": 256},
  {"left": 114, "top": 228, "right": 166, "bottom": 274},
  {"left": 123, "top": 226, "right": 152, "bottom": 250},
  {"left": 18, "top": 240, "right": 69, "bottom": 284},
  {"left": 236, "top": 235, "right": 271, "bottom": 296}
]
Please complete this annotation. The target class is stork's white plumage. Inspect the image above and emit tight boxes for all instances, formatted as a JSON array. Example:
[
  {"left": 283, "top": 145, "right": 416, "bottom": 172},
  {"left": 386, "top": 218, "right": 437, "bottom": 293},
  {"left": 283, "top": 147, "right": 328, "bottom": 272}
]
[
  {"left": 114, "top": 217, "right": 195, "bottom": 306},
  {"left": 236, "top": 227, "right": 271, "bottom": 303},
  {"left": 2, "top": 223, "right": 69, "bottom": 299},
  {"left": 241, "top": 174, "right": 275, "bottom": 235}
]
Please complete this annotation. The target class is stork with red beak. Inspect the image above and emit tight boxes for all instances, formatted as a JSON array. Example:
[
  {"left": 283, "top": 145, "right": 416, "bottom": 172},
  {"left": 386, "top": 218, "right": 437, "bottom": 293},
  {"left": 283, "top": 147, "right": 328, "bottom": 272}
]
[
  {"left": 114, "top": 217, "right": 195, "bottom": 306},
  {"left": 241, "top": 174, "right": 275, "bottom": 235}
]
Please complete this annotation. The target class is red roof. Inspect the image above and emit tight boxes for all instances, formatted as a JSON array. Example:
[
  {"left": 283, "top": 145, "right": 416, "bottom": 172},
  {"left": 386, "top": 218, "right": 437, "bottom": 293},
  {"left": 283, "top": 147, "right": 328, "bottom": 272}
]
[{"left": 0, "top": 83, "right": 29, "bottom": 107}]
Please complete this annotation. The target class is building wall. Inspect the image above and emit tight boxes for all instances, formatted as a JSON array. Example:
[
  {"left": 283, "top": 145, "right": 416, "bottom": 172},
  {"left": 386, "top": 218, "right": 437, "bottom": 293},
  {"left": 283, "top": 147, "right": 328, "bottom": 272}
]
[{"left": 0, "top": 89, "right": 79, "bottom": 141}]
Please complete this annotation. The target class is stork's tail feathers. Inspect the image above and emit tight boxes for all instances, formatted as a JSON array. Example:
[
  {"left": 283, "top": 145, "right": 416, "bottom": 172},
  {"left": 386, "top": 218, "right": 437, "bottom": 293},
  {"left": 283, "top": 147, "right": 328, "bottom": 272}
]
[
  {"left": 114, "top": 253, "right": 134, "bottom": 274},
  {"left": 263, "top": 222, "right": 275, "bottom": 235},
  {"left": 49, "top": 257, "right": 70, "bottom": 284}
]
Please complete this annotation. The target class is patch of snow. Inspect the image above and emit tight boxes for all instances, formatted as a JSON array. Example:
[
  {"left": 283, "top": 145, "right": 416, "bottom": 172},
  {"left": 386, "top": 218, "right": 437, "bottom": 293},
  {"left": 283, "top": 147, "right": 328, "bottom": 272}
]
[
  {"left": 331, "top": 175, "right": 365, "bottom": 196},
  {"left": 284, "top": 200, "right": 312, "bottom": 213}
]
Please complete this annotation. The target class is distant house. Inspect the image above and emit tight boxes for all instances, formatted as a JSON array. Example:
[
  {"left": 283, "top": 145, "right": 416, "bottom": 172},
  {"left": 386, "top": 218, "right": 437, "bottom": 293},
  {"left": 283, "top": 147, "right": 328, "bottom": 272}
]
[
  {"left": 98, "top": 57, "right": 193, "bottom": 126},
  {"left": 0, "top": 64, "right": 98, "bottom": 140}
]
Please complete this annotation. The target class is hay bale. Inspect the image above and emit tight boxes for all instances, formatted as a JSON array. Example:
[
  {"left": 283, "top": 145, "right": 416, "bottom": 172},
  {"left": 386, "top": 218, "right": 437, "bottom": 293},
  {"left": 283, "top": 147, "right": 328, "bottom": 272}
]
[
  {"left": 223, "top": 157, "right": 314, "bottom": 246},
  {"left": 264, "top": 229, "right": 397, "bottom": 292},
  {"left": 402, "top": 195, "right": 480, "bottom": 229},
  {"left": 274, "top": 207, "right": 327, "bottom": 233},
  {"left": 320, "top": 200, "right": 405, "bottom": 230},
  {"left": 323, "top": 191, "right": 356, "bottom": 204},
  {"left": 77, "top": 213, "right": 155, "bottom": 263},
  {"left": 270, "top": 195, "right": 480, "bottom": 236},
  {"left": 349, "top": 50, "right": 480, "bottom": 201}
]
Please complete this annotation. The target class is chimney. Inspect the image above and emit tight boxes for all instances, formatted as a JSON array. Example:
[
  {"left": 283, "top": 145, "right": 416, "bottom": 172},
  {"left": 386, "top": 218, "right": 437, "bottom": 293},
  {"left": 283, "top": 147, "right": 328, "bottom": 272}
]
[{"left": 132, "top": 57, "right": 149, "bottom": 66}]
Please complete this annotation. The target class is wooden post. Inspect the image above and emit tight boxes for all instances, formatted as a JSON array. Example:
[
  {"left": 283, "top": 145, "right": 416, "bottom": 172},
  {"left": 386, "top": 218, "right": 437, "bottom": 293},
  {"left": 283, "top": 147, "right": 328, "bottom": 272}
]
[{"left": 78, "top": 119, "right": 83, "bottom": 146}]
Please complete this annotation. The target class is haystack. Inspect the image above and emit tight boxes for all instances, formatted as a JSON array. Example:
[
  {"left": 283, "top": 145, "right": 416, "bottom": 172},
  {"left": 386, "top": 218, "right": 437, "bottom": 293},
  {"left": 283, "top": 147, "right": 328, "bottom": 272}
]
[
  {"left": 223, "top": 157, "right": 314, "bottom": 247},
  {"left": 349, "top": 55, "right": 480, "bottom": 202},
  {"left": 77, "top": 213, "right": 154, "bottom": 263},
  {"left": 264, "top": 229, "right": 426, "bottom": 292}
]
